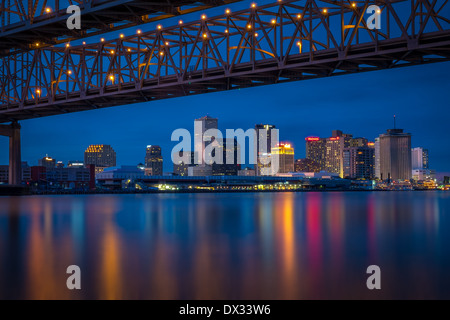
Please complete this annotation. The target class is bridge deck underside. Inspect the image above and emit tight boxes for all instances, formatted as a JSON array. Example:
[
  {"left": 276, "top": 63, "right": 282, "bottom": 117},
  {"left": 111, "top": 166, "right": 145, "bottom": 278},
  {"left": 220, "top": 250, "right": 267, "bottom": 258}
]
[
  {"left": 0, "top": 0, "right": 240, "bottom": 52},
  {"left": 1, "top": 31, "right": 449, "bottom": 123}
]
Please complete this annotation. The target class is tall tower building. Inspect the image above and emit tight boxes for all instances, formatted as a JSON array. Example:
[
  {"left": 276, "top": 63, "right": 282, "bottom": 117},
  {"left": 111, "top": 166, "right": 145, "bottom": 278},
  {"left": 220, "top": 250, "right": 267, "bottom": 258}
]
[
  {"left": 411, "top": 147, "right": 429, "bottom": 169},
  {"left": 379, "top": 128, "right": 412, "bottom": 181},
  {"left": 271, "top": 143, "right": 294, "bottom": 174},
  {"left": 84, "top": 145, "right": 116, "bottom": 169},
  {"left": 38, "top": 155, "right": 56, "bottom": 169},
  {"left": 194, "top": 115, "right": 218, "bottom": 165},
  {"left": 212, "top": 138, "right": 241, "bottom": 176},
  {"left": 343, "top": 146, "right": 375, "bottom": 179},
  {"left": 255, "top": 124, "right": 276, "bottom": 175},
  {"left": 374, "top": 138, "right": 381, "bottom": 179},
  {"left": 145, "top": 145, "right": 163, "bottom": 176},
  {"left": 305, "top": 137, "right": 326, "bottom": 171},
  {"left": 325, "top": 130, "right": 352, "bottom": 178},
  {"left": 173, "top": 151, "right": 195, "bottom": 176}
]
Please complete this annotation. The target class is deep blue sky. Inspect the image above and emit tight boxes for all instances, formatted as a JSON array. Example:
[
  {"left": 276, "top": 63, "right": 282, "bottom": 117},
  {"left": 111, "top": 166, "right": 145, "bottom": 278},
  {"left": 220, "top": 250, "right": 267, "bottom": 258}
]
[{"left": 1, "top": 61, "right": 449, "bottom": 171}]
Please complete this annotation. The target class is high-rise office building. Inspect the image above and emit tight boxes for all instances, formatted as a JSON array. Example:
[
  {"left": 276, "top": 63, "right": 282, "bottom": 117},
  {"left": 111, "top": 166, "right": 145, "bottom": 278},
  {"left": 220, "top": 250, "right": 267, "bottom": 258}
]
[
  {"left": 350, "top": 137, "right": 368, "bottom": 147},
  {"left": 194, "top": 115, "right": 218, "bottom": 165},
  {"left": 173, "top": 151, "right": 195, "bottom": 176},
  {"left": 305, "top": 137, "right": 326, "bottom": 170},
  {"left": 255, "top": 124, "right": 276, "bottom": 175},
  {"left": 379, "top": 128, "right": 412, "bottom": 181},
  {"left": 271, "top": 143, "right": 294, "bottom": 174},
  {"left": 294, "top": 158, "right": 321, "bottom": 173},
  {"left": 325, "top": 130, "right": 353, "bottom": 177},
  {"left": 145, "top": 145, "right": 163, "bottom": 176},
  {"left": 84, "top": 145, "right": 116, "bottom": 169},
  {"left": 68, "top": 160, "right": 84, "bottom": 168},
  {"left": 411, "top": 147, "right": 429, "bottom": 169},
  {"left": 343, "top": 147, "right": 375, "bottom": 179},
  {"left": 374, "top": 138, "right": 381, "bottom": 179},
  {"left": 306, "top": 131, "right": 352, "bottom": 177},
  {"left": 212, "top": 138, "right": 241, "bottom": 175},
  {"left": 38, "top": 155, "right": 56, "bottom": 169}
]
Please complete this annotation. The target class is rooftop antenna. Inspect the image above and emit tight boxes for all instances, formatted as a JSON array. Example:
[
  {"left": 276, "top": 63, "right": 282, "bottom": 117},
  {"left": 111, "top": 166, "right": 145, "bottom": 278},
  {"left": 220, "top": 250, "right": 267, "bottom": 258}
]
[{"left": 394, "top": 115, "right": 396, "bottom": 129}]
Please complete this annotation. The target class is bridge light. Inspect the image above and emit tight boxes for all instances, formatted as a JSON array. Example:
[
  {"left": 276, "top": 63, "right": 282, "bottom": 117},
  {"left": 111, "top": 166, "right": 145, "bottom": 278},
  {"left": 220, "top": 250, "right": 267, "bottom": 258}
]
[
  {"left": 377, "top": 9, "right": 381, "bottom": 14},
  {"left": 137, "top": 29, "right": 142, "bottom": 34},
  {"left": 165, "top": 42, "right": 169, "bottom": 46},
  {"left": 35, "top": 43, "right": 39, "bottom": 47},
  {"left": 120, "top": 34, "right": 124, "bottom": 38},
  {"left": 110, "top": 50, "right": 114, "bottom": 54},
  {"left": 109, "top": 75, "right": 114, "bottom": 81},
  {"left": 352, "top": 2, "right": 356, "bottom": 7},
  {"left": 101, "top": 38, "right": 105, "bottom": 42},
  {"left": 67, "top": 70, "right": 72, "bottom": 75},
  {"left": 36, "top": 89, "right": 41, "bottom": 94},
  {"left": 225, "top": 9, "right": 230, "bottom": 14},
  {"left": 127, "top": 48, "right": 131, "bottom": 52},
  {"left": 66, "top": 43, "right": 70, "bottom": 48},
  {"left": 45, "top": 7, "right": 51, "bottom": 13},
  {"left": 179, "top": 20, "right": 183, "bottom": 25},
  {"left": 255, "top": 33, "right": 258, "bottom": 37},
  {"left": 201, "top": 14, "right": 206, "bottom": 20},
  {"left": 297, "top": 14, "right": 302, "bottom": 19},
  {"left": 322, "top": 9, "right": 328, "bottom": 14},
  {"left": 157, "top": 25, "right": 162, "bottom": 30},
  {"left": 160, "top": 51, "right": 164, "bottom": 56},
  {"left": 82, "top": 41, "right": 86, "bottom": 45},
  {"left": 271, "top": 19, "right": 276, "bottom": 24},
  {"left": 225, "top": 29, "right": 229, "bottom": 33},
  {"left": 247, "top": 24, "right": 252, "bottom": 29},
  {"left": 203, "top": 33, "right": 208, "bottom": 38},
  {"left": 251, "top": 3, "right": 256, "bottom": 8}
]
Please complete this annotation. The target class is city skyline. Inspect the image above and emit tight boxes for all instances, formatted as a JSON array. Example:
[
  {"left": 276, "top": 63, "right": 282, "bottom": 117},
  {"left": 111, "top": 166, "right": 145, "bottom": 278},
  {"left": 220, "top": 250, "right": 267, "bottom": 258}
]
[{"left": 0, "top": 62, "right": 449, "bottom": 172}]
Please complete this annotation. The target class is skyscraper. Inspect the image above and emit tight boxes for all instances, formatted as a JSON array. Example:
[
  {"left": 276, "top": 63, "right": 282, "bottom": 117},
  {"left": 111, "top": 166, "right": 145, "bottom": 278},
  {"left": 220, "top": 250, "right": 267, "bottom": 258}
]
[
  {"left": 306, "top": 131, "right": 352, "bottom": 177},
  {"left": 271, "top": 143, "right": 294, "bottom": 174},
  {"left": 343, "top": 147, "right": 375, "bottom": 179},
  {"left": 212, "top": 138, "right": 241, "bottom": 176},
  {"left": 84, "top": 145, "right": 116, "bottom": 169},
  {"left": 294, "top": 158, "right": 321, "bottom": 173},
  {"left": 255, "top": 124, "right": 276, "bottom": 175},
  {"left": 379, "top": 129, "right": 412, "bottom": 181},
  {"left": 374, "top": 138, "right": 381, "bottom": 179},
  {"left": 325, "top": 130, "right": 353, "bottom": 177},
  {"left": 173, "top": 151, "right": 195, "bottom": 176},
  {"left": 194, "top": 115, "right": 218, "bottom": 165},
  {"left": 145, "top": 145, "right": 163, "bottom": 176},
  {"left": 305, "top": 137, "right": 326, "bottom": 170},
  {"left": 411, "top": 147, "right": 429, "bottom": 169},
  {"left": 38, "top": 155, "right": 56, "bottom": 169}
]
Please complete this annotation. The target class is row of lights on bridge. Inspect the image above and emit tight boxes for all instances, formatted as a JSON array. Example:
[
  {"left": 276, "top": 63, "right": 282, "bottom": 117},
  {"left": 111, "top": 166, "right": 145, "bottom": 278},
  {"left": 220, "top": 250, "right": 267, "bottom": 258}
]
[
  {"left": 36, "top": 0, "right": 370, "bottom": 51},
  {"left": 34, "top": 2, "right": 379, "bottom": 58},
  {"left": 32, "top": 1, "right": 368, "bottom": 94}
]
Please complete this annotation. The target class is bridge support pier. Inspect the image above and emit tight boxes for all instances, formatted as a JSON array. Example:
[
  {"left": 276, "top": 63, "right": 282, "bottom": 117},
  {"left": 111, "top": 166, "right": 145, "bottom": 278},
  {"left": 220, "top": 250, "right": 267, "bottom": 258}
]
[{"left": 0, "top": 122, "right": 21, "bottom": 185}]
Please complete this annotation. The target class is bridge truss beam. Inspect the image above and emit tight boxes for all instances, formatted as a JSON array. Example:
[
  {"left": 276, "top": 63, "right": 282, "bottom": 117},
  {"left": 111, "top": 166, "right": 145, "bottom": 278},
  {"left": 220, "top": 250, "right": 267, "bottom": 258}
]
[
  {"left": 0, "top": 0, "right": 449, "bottom": 123},
  {"left": 0, "top": 0, "right": 242, "bottom": 52}
]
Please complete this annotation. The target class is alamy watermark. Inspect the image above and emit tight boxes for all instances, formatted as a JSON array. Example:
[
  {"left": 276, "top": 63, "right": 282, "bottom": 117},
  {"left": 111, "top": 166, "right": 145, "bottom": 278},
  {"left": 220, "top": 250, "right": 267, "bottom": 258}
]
[
  {"left": 171, "top": 126, "right": 280, "bottom": 175},
  {"left": 66, "top": 5, "right": 81, "bottom": 30}
]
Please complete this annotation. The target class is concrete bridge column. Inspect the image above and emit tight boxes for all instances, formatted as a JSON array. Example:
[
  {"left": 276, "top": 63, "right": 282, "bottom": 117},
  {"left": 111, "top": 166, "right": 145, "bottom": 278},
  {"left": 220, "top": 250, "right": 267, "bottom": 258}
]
[{"left": 0, "top": 122, "right": 21, "bottom": 185}]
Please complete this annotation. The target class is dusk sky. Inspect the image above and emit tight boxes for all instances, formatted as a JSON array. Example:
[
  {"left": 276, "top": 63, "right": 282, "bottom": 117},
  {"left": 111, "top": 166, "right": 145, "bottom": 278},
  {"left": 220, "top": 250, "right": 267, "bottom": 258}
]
[{"left": 1, "top": 61, "right": 449, "bottom": 171}]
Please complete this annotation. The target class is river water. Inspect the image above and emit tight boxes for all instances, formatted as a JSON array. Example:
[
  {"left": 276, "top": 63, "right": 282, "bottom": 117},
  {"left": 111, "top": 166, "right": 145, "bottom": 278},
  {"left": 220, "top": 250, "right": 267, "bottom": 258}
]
[{"left": 0, "top": 191, "right": 449, "bottom": 299}]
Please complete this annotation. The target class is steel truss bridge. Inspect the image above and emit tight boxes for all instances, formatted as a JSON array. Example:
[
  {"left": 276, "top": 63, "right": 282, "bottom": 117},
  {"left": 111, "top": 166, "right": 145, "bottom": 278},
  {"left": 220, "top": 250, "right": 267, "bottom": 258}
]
[
  {"left": 1, "top": 0, "right": 450, "bottom": 124},
  {"left": 0, "top": 0, "right": 242, "bottom": 52}
]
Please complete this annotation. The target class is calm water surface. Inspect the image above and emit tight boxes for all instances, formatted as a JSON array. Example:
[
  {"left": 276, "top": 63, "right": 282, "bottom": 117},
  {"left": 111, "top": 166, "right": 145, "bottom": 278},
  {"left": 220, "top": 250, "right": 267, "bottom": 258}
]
[{"left": 0, "top": 191, "right": 449, "bottom": 299}]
